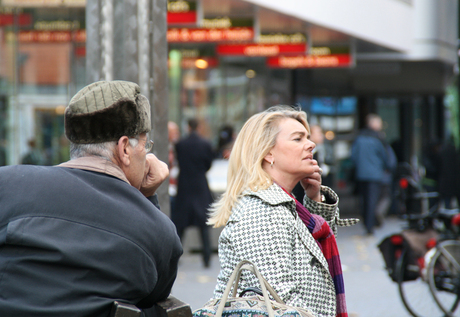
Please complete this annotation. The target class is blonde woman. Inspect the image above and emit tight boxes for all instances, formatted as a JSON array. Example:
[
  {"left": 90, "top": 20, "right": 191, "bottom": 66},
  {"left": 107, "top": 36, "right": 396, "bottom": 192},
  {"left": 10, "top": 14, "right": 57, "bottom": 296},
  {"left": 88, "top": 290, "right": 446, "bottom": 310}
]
[{"left": 208, "top": 106, "right": 358, "bottom": 317}]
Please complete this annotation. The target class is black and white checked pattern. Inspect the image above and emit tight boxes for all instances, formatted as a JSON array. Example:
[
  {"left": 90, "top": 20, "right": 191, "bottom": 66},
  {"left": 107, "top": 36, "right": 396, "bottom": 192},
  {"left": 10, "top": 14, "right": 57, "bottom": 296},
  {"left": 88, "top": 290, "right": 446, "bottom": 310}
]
[
  {"left": 304, "top": 186, "right": 359, "bottom": 236},
  {"left": 213, "top": 184, "right": 359, "bottom": 317}
]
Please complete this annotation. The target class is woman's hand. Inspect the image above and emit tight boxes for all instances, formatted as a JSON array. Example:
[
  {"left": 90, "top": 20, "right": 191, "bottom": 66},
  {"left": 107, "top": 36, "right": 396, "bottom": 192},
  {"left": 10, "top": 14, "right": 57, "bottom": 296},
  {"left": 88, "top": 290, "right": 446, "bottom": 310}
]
[{"left": 300, "top": 164, "right": 323, "bottom": 203}]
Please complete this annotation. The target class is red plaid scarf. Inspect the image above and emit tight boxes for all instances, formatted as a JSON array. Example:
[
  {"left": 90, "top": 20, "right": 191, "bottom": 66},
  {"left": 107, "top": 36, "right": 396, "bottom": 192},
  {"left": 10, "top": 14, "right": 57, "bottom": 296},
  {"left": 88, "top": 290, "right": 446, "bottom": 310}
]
[{"left": 282, "top": 188, "right": 347, "bottom": 317}]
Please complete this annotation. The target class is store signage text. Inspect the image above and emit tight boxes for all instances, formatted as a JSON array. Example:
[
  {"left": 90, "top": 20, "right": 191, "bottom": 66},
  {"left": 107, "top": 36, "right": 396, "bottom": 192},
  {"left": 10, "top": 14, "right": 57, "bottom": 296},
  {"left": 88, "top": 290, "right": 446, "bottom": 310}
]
[
  {"left": 168, "top": 27, "right": 253, "bottom": 42},
  {"left": 201, "top": 17, "right": 232, "bottom": 29},
  {"left": 216, "top": 43, "right": 307, "bottom": 56},
  {"left": 267, "top": 54, "right": 352, "bottom": 68},
  {"left": 201, "top": 17, "right": 253, "bottom": 28},
  {"left": 34, "top": 20, "right": 81, "bottom": 31},
  {"left": 258, "top": 32, "right": 306, "bottom": 44},
  {"left": 178, "top": 49, "right": 200, "bottom": 58},
  {"left": 17, "top": 30, "right": 86, "bottom": 43},
  {"left": 168, "top": 0, "right": 193, "bottom": 12},
  {"left": 167, "top": 0, "right": 196, "bottom": 24},
  {"left": 310, "top": 46, "right": 351, "bottom": 55}
]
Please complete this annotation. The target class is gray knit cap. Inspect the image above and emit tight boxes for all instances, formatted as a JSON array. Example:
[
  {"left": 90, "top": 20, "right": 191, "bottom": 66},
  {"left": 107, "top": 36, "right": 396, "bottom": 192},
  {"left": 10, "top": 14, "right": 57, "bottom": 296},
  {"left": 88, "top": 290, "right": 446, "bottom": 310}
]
[{"left": 65, "top": 80, "right": 151, "bottom": 144}]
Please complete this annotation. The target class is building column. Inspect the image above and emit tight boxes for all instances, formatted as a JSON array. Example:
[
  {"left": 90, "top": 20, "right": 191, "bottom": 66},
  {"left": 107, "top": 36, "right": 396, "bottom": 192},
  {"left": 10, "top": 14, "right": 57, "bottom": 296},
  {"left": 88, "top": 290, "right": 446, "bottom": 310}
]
[
  {"left": 399, "top": 97, "right": 413, "bottom": 163},
  {"left": 150, "top": 0, "right": 170, "bottom": 216},
  {"left": 86, "top": 0, "right": 170, "bottom": 216}
]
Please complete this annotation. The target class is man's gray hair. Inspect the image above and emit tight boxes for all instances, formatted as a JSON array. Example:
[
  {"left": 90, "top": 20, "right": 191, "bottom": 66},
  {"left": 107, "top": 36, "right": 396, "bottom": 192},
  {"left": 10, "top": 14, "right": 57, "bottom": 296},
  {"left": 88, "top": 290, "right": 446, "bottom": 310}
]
[{"left": 70, "top": 138, "right": 139, "bottom": 160}]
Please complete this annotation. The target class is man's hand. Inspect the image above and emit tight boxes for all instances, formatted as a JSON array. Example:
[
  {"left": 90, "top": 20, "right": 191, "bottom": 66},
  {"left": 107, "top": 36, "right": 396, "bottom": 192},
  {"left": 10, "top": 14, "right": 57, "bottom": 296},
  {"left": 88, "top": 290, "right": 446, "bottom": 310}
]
[
  {"left": 140, "top": 153, "right": 169, "bottom": 197},
  {"left": 300, "top": 164, "right": 322, "bottom": 203}
]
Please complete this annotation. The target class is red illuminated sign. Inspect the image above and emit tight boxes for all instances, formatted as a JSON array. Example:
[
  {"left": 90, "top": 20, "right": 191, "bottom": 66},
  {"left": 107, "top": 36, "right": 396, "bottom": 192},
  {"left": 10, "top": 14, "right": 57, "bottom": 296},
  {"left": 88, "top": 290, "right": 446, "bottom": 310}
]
[
  {"left": 0, "top": 14, "right": 32, "bottom": 26},
  {"left": 168, "top": 27, "right": 253, "bottom": 43},
  {"left": 267, "top": 54, "right": 352, "bottom": 68},
  {"left": 167, "top": 11, "right": 196, "bottom": 24},
  {"left": 18, "top": 30, "right": 86, "bottom": 43},
  {"left": 216, "top": 43, "right": 306, "bottom": 56},
  {"left": 74, "top": 46, "right": 86, "bottom": 56}
]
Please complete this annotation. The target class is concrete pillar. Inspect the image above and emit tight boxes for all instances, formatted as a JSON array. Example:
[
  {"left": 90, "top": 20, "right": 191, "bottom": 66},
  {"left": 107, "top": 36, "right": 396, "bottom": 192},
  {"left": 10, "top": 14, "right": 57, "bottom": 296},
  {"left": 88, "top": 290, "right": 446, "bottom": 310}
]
[
  {"left": 150, "top": 0, "right": 170, "bottom": 216},
  {"left": 85, "top": 1, "right": 101, "bottom": 83},
  {"left": 86, "top": 0, "right": 171, "bottom": 216},
  {"left": 100, "top": 0, "right": 114, "bottom": 81}
]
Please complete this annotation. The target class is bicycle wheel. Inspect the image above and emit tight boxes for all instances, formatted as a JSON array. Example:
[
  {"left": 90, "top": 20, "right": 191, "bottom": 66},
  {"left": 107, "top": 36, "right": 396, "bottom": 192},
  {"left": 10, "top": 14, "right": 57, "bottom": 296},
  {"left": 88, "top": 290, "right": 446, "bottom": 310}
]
[
  {"left": 428, "top": 240, "right": 460, "bottom": 316},
  {"left": 397, "top": 248, "right": 447, "bottom": 317}
]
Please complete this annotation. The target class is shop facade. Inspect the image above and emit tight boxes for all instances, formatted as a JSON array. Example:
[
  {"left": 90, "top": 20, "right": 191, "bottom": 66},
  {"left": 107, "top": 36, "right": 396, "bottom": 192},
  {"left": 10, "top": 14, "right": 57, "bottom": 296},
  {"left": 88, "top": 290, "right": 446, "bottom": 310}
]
[{"left": 0, "top": 0, "right": 458, "bottom": 192}]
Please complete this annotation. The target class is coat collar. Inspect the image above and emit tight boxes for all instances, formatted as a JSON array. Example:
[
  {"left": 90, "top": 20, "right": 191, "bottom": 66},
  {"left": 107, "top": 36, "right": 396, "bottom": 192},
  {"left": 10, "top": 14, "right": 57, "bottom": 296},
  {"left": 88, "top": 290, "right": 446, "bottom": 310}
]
[
  {"left": 243, "top": 183, "right": 333, "bottom": 280},
  {"left": 58, "top": 156, "right": 130, "bottom": 185},
  {"left": 243, "top": 183, "right": 296, "bottom": 207}
]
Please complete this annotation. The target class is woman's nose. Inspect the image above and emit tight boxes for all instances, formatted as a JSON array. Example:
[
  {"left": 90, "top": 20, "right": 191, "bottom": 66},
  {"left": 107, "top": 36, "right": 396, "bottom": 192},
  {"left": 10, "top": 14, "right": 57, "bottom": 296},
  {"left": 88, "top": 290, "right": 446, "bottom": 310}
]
[{"left": 305, "top": 139, "right": 316, "bottom": 150}]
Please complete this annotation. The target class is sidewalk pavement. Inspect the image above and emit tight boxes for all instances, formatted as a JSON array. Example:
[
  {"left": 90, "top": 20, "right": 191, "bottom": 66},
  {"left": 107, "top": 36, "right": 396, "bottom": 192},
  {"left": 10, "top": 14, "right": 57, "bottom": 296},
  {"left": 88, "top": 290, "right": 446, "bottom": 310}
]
[{"left": 171, "top": 188, "right": 443, "bottom": 317}]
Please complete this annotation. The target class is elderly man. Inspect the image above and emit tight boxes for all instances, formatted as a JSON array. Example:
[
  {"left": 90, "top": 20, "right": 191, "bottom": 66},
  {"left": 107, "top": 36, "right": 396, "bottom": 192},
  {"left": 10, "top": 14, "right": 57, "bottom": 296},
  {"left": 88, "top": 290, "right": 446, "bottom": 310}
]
[{"left": 0, "top": 81, "right": 183, "bottom": 316}]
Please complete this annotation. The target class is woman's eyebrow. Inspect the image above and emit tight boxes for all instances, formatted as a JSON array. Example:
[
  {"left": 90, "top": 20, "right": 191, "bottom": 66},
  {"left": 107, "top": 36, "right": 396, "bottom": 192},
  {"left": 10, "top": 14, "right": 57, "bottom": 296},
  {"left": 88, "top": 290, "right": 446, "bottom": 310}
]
[{"left": 291, "top": 131, "right": 306, "bottom": 137}]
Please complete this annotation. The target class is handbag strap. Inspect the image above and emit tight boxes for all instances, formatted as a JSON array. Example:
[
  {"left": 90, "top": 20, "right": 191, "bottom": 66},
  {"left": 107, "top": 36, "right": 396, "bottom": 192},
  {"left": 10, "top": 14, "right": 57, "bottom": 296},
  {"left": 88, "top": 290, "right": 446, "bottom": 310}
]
[
  {"left": 215, "top": 260, "right": 276, "bottom": 317},
  {"left": 233, "top": 264, "right": 285, "bottom": 304}
]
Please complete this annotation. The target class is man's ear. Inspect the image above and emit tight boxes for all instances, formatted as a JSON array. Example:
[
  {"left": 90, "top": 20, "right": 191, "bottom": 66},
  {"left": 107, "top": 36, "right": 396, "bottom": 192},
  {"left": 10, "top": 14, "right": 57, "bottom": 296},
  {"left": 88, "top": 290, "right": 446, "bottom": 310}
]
[{"left": 116, "top": 136, "right": 131, "bottom": 166}]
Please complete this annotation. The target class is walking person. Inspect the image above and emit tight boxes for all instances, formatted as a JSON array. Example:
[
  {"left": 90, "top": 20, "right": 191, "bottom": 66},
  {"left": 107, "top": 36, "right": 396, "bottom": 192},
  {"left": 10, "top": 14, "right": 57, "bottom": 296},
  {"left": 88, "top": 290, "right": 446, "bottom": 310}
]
[
  {"left": 374, "top": 142, "right": 397, "bottom": 226},
  {"left": 172, "top": 118, "right": 215, "bottom": 268},
  {"left": 208, "top": 105, "right": 358, "bottom": 317},
  {"left": 351, "top": 113, "right": 394, "bottom": 235},
  {"left": 0, "top": 81, "right": 183, "bottom": 316}
]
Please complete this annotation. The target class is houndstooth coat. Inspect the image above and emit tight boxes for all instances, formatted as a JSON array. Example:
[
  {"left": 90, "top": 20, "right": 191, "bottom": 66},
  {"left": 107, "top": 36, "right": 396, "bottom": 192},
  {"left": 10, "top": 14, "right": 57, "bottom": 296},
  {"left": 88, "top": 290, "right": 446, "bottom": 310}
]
[{"left": 213, "top": 184, "right": 358, "bottom": 317}]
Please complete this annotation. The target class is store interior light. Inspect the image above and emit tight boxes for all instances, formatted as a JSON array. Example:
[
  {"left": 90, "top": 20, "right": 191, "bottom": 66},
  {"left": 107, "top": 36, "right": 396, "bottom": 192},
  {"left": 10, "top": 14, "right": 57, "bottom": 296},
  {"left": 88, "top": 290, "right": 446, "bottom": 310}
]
[
  {"left": 55, "top": 105, "right": 66, "bottom": 115},
  {"left": 325, "top": 130, "right": 335, "bottom": 140},
  {"left": 246, "top": 69, "right": 256, "bottom": 78},
  {"left": 195, "top": 59, "right": 208, "bottom": 69}
]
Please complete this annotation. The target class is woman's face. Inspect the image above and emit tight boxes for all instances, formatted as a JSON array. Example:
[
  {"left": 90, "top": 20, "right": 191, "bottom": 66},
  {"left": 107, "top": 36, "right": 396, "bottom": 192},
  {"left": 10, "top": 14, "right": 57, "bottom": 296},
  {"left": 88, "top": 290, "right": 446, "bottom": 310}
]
[{"left": 265, "top": 118, "right": 317, "bottom": 184}]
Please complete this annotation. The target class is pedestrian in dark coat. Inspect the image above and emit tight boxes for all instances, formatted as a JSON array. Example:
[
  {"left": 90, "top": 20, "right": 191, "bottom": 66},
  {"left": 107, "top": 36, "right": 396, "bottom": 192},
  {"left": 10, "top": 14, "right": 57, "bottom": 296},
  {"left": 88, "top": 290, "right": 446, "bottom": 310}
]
[
  {"left": 351, "top": 114, "right": 394, "bottom": 235},
  {"left": 172, "top": 118, "right": 215, "bottom": 267},
  {"left": 438, "top": 139, "right": 460, "bottom": 208}
]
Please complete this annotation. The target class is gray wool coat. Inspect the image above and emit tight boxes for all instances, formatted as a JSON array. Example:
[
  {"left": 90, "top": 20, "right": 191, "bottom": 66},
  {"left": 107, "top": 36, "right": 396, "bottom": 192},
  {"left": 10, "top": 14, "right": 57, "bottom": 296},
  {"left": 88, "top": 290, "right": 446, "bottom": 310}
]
[{"left": 213, "top": 184, "right": 358, "bottom": 317}]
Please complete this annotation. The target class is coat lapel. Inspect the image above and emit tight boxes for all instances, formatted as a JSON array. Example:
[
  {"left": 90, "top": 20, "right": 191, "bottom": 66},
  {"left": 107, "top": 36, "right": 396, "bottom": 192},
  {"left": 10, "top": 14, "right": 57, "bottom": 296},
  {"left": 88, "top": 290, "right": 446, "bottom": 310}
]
[
  {"left": 246, "top": 184, "right": 331, "bottom": 274},
  {"left": 294, "top": 216, "right": 330, "bottom": 273}
]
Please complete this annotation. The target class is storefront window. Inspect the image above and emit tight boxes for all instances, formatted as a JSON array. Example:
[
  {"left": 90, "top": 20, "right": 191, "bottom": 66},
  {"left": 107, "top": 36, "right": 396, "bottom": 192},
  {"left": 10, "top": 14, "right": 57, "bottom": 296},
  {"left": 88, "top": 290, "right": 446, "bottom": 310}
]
[
  {"left": 0, "top": 5, "right": 85, "bottom": 165},
  {"left": 168, "top": 48, "right": 268, "bottom": 148}
]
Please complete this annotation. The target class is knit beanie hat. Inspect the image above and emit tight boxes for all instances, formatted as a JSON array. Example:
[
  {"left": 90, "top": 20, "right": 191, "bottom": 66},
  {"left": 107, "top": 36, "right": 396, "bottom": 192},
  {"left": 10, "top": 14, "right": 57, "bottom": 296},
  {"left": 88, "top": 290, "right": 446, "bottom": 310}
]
[{"left": 65, "top": 80, "right": 151, "bottom": 144}]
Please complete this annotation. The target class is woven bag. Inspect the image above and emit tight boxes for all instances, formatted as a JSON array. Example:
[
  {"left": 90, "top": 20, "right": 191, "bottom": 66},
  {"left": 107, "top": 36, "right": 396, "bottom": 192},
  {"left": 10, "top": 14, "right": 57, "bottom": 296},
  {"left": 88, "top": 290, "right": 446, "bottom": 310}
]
[{"left": 193, "top": 260, "right": 315, "bottom": 317}]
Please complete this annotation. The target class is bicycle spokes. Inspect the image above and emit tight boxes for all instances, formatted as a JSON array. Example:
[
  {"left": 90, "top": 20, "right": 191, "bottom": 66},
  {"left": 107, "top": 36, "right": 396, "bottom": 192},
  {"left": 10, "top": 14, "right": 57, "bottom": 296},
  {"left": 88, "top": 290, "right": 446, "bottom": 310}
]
[{"left": 428, "top": 241, "right": 460, "bottom": 316}]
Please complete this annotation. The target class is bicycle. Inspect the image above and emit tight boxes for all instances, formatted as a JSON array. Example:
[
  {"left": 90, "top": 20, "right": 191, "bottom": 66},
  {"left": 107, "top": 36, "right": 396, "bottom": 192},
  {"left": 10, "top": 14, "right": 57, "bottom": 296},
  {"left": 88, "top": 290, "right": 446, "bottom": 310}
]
[
  {"left": 426, "top": 209, "right": 460, "bottom": 316},
  {"left": 379, "top": 196, "right": 460, "bottom": 317}
]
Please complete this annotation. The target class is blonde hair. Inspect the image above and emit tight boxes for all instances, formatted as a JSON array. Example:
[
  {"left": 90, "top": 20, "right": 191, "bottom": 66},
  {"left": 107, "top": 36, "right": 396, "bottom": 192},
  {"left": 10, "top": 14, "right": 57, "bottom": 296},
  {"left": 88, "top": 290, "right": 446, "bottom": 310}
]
[{"left": 207, "top": 105, "right": 309, "bottom": 227}]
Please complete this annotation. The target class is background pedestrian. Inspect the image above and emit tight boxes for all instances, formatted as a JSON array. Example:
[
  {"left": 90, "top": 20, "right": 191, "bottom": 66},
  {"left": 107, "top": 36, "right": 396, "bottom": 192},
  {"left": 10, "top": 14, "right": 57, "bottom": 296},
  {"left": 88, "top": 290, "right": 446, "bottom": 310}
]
[
  {"left": 351, "top": 113, "right": 394, "bottom": 234},
  {"left": 172, "top": 118, "right": 215, "bottom": 268}
]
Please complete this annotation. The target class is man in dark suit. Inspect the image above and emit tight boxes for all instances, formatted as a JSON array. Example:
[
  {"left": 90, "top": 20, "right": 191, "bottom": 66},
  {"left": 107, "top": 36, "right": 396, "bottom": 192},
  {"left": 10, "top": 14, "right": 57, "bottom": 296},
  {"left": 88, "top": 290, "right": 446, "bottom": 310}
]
[{"left": 172, "top": 118, "right": 214, "bottom": 267}]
